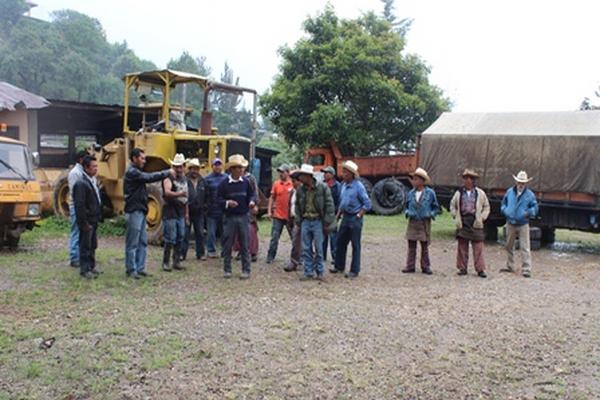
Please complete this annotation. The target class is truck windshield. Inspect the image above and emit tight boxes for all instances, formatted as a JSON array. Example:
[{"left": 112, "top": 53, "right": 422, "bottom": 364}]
[{"left": 0, "top": 142, "right": 34, "bottom": 181}]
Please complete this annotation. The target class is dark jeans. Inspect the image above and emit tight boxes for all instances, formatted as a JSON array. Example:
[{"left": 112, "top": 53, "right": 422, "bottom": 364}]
[
  {"left": 267, "top": 217, "right": 292, "bottom": 261},
  {"left": 79, "top": 223, "right": 97, "bottom": 275},
  {"left": 322, "top": 228, "right": 338, "bottom": 262},
  {"left": 335, "top": 214, "right": 363, "bottom": 274},
  {"left": 406, "top": 240, "right": 430, "bottom": 271},
  {"left": 206, "top": 215, "right": 224, "bottom": 256},
  {"left": 223, "top": 214, "right": 251, "bottom": 274},
  {"left": 182, "top": 212, "right": 205, "bottom": 259}
]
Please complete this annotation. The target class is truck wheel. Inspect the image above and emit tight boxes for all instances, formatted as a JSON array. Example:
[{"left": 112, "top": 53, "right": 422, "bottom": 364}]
[
  {"left": 6, "top": 234, "right": 20, "bottom": 250},
  {"left": 485, "top": 223, "right": 498, "bottom": 242},
  {"left": 529, "top": 226, "right": 542, "bottom": 240},
  {"left": 541, "top": 228, "right": 556, "bottom": 244},
  {"left": 52, "top": 174, "right": 70, "bottom": 218},
  {"left": 371, "top": 178, "right": 407, "bottom": 215},
  {"left": 146, "top": 183, "right": 164, "bottom": 245}
]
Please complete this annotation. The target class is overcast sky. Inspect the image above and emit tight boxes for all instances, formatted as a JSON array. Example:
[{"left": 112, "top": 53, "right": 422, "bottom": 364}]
[{"left": 32, "top": 0, "right": 600, "bottom": 112}]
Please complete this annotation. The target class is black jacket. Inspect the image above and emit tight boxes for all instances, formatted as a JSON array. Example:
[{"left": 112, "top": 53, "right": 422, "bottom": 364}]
[
  {"left": 124, "top": 165, "right": 171, "bottom": 214},
  {"left": 187, "top": 174, "right": 208, "bottom": 215},
  {"left": 73, "top": 175, "right": 102, "bottom": 229}
]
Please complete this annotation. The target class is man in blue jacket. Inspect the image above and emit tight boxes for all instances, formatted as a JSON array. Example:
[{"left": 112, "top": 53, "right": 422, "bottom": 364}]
[
  {"left": 500, "top": 171, "right": 539, "bottom": 278},
  {"left": 205, "top": 158, "right": 228, "bottom": 258}
]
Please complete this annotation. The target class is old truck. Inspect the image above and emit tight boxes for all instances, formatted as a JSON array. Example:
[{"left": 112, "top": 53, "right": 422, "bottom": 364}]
[
  {"left": 421, "top": 111, "right": 600, "bottom": 244},
  {"left": 52, "top": 69, "right": 274, "bottom": 244},
  {"left": 0, "top": 136, "right": 42, "bottom": 248},
  {"left": 305, "top": 141, "right": 418, "bottom": 215}
]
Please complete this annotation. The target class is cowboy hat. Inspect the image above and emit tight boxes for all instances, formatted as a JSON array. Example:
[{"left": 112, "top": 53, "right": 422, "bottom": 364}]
[
  {"left": 342, "top": 160, "right": 360, "bottom": 177},
  {"left": 410, "top": 167, "right": 431, "bottom": 184},
  {"left": 170, "top": 153, "right": 187, "bottom": 166},
  {"left": 187, "top": 158, "right": 201, "bottom": 169},
  {"left": 513, "top": 170, "right": 533, "bottom": 183},
  {"left": 297, "top": 164, "right": 315, "bottom": 176},
  {"left": 461, "top": 168, "right": 480, "bottom": 179},
  {"left": 226, "top": 154, "right": 249, "bottom": 169}
]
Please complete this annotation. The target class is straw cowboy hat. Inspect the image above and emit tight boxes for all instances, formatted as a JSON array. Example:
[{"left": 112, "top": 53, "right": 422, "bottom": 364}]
[
  {"left": 187, "top": 158, "right": 201, "bottom": 169},
  {"left": 461, "top": 168, "right": 480, "bottom": 179},
  {"left": 342, "top": 160, "right": 360, "bottom": 177},
  {"left": 411, "top": 167, "right": 431, "bottom": 184},
  {"left": 226, "top": 154, "right": 249, "bottom": 168},
  {"left": 513, "top": 170, "right": 533, "bottom": 183},
  {"left": 296, "top": 163, "right": 315, "bottom": 176},
  {"left": 170, "top": 153, "right": 187, "bottom": 166}
]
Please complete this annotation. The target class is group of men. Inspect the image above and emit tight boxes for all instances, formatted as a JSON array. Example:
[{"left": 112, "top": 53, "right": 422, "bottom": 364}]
[{"left": 68, "top": 146, "right": 539, "bottom": 281}]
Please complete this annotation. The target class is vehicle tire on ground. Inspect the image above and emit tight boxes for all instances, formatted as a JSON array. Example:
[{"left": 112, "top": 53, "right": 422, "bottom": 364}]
[
  {"left": 358, "top": 177, "right": 373, "bottom": 198},
  {"left": 484, "top": 223, "right": 498, "bottom": 242},
  {"left": 146, "top": 182, "right": 165, "bottom": 245},
  {"left": 530, "top": 239, "right": 542, "bottom": 251},
  {"left": 52, "top": 173, "right": 70, "bottom": 218},
  {"left": 5, "top": 234, "right": 20, "bottom": 250},
  {"left": 370, "top": 178, "right": 407, "bottom": 215},
  {"left": 529, "top": 226, "right": 542, "bottom": 240},
  {"left": 541, "top": 227, "right": 556, "bottom": 244}
]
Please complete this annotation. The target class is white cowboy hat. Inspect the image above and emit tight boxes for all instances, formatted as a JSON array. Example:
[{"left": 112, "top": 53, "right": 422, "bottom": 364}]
[
  {"left": 410, "top": 167, "right": 431, "bottom": 184},
  {"left": 226, "top": 154, "right": 249, "bottom": 168},
  {"left": 513, "top": 170, "right": 533, "bottom": 183},
  {"left": 187, "top": 158, "right": 201, "bottom": 168},
  {"left": 461, "top": 168, "right": 480, "bottom": 179},
  {"left": 297, "top": 163, "right": 315, "bottom": 176},
  {"left": 342, "top": 160, "right": 360, "bottom": 177},
  {"left": 170, "top": 153, "right": 187, "bottom": 166}
]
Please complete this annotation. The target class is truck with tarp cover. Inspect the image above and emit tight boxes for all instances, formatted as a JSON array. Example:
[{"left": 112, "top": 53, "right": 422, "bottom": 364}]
[{"left": 421, "top": 111, "right": 600, "bottom": 242}]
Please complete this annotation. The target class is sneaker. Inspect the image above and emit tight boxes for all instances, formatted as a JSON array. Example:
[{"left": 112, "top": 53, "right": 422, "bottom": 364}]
[
  {"left": 329, "top": 268, "right": 343, "bottom": 274},
  {"left": 478, "top": 271, "right": 487, "bottom": 278},
  {"left": 344, "top": 272, "right": 358, "bottom": 279},
  {"left": 421, "top": 268, "right": 433, "bottom": 275},
  {"left": 522, "top": 271, "right": 531, "bottom": 278},
  {"left": 127, "top": 272, "right": 141, "bottom": 279},
  {"left": 81, "top": 272, "right": 97, "bottom": 279},
  {"left": 223, "top": 272, "right": 232, "bottom": 279},
  {"left": 499, "top": 267, "right": 514, "bottom": 273},
  {"left": 240, "top": 272, "right": 250, "bottom": 280},
  {"left": 284, "top": 265, "right": 297, "bottom": 272},
  {"left": 208, "top": 252, "right": 218, "bottom": 258},
  {"left": 401, "top": 268, "right": 416, "bottom": 273},
  {"left": 199, "top": 255, "right": 207, "bottom": 261},
  {"left": 138, "top": 271, "right": 152, "bottom": 277},
  {"left": 300, "top": 275, "right": 314, "bottom": 281},
  {"left": 457, "top": 270, "right": 467, "bottom": 276},
  {"left": 162, "top": 264, "right": 172, "bottom": 272},
  {"left": 173, "top": 264, "right": 186, "bottom": 271},
  {"left": 251, "top": 255, "right": 258, "bottom": 262}
]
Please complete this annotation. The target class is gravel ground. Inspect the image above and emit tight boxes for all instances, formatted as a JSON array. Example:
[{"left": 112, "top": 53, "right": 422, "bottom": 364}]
[{"left": 1, "top": 227, "right": 599, "bottom": 399}]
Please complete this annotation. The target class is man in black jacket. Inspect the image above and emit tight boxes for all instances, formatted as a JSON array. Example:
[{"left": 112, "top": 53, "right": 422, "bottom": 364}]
[
  {"left": 124, "top": 148, "right": 174, "bottom": 279},
  {"left": 73, "top": 156, "right": 102, "bottom": 279},
  {"left": 181, "top": 158, "right": 208, "bottom": 261}
]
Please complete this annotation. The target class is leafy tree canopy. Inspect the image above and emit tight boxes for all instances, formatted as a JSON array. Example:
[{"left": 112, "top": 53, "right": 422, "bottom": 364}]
[{"left": 260, "top": 5, "right": 450, "bottom": 155}]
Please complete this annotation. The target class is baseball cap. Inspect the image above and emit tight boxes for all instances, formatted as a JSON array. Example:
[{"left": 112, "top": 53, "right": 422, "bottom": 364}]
[{"left": 212, "top": 158, "right": 223, "bottom": 166}]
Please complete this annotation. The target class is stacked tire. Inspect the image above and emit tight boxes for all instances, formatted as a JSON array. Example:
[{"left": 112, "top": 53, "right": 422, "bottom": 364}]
[{"left": 370, "top": 178, "right": 407, "bottom": 216}]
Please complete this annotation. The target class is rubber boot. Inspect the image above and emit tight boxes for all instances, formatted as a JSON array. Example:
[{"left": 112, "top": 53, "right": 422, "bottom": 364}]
[
  {"left": 173, "top": 246, "right": 185, "bottom": 270},
  {"left": 162, "top": 244, "right": 173, "bottom": 271}
]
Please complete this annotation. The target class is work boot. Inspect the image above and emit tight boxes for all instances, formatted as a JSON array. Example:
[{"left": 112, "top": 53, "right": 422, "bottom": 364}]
[
  {"left": 173, "top": 247, "right": 185, "bottom": 270},
  {"left": 522, "top": 271, "right": 531, "bottom": 278},
  {"left": 162, "top": 245, "right": 173, "bottom": 272},
  {"left": 457, "top": 270, "right": 467, "bottom": 276},
  {"left": 499, "top": 267, "right": 514, "bottom": 273},
  {"left": 478, "top": 271, "right": 487, "bottom": 278},
  {"left": 421, "top": 267, "right": 433, "bottom": 275},
  {"left": 240, "top": 271, "right": 250, "bottom": 280},
  {"left": 402, "top": 267, "right": 416, "bottom": 273}
]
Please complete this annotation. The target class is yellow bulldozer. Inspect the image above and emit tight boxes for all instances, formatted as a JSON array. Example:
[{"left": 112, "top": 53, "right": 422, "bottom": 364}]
[
  {"left": 52, "top": 69, "right": 265, "bottom": 244},
  {"left": 0, "top": 136, "right": 42, "bottom": 248}
]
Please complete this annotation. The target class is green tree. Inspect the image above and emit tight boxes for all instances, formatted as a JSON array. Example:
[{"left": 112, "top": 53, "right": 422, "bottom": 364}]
[
  {"left": 212, "top": 62, "right": 254, "bottom": 136},
  {"left": 0, "top": 0, "right": 29, "bottom": 37},
  {"left": 260, "top": 6, "right": 450, "bottom": 155},
  {"left": 380, "top": 0, "right": 412, "bottom": 36}
]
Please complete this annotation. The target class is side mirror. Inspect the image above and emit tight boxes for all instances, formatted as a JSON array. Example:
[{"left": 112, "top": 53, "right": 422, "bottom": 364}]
[{"left": 32, "top": 151, "right": 40, "bottom": 167}]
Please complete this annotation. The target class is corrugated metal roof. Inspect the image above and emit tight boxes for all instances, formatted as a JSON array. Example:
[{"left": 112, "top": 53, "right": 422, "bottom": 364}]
[
  {"left": 0, "top": 81, "right": 49, "bottom": 111},
  {"left": 423, "top": 111, "right": 600, "bottom": 136}
]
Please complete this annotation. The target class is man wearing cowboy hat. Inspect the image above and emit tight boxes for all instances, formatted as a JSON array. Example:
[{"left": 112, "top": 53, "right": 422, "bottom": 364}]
[
  {"left": 331, "top": 160, "right": 371, "bottom": 279},
  {"left": 217, "top": 154, "right": 256, "bottom": 279},
  {"left": 266, "top": 164, "right": 294, "bottom": 264},
  {"left": 161, "top": 153, "right": 189, "bottom": 272},
  {"left": 284, "top": 169, "right": 304, "bottom": 272},
  {"left": 294, "top": 164, "right": 336, "bottom": 281},
  {"left": 501, "top": 171, "right": 539, "bottom": 278},
  {"left": 403, "top": 167, "right": 440, "bottom": 275},
  {"left": 181, "top": 158, "right": 208, "bottom": 261},
  {"left": 450, "top": 169, "right": 491, "bottom": 278},
  {"left": 123, "top": 148, "right": 175, "bottom": 279},
  {"left": 205, "top": 158, "right": 228, "bottom": 258}
]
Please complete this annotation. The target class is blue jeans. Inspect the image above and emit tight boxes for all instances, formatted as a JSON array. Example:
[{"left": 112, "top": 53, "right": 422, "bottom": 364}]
[
  {"left": 223, "top": 214, "right": 251, "bottom": 274},
  {"left": 163, "top": 217, "right": 186, "bottom": 248},
  {"left": 182, "top": 212, "right": 205, "bottom": 259},
  {"left": 335, "top": 214, "right": 363, "bottom": 275},
  {"left": 125, "top": 211, "right": 148, "bottom": 274},
  {"left": 301, "top": 219, "right": 324, "bottom": 277},
  {"left": 68, "top": 204, "right": 79, "bottom": 264},
  {"left": 322, "top": 228, "right": 338, "bottom": 263},
  {"left": 206, "top": 215, "right": 224, "bottom": 256},
  {"left": 267, "top": 218, "right": 292, "bottom": 261}
]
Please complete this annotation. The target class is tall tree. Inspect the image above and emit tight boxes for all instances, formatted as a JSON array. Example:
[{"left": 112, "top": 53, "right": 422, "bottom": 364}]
[
  {"left": 380, "top": 0, "right": 412, "bottom": 36},
  {"left": 213, "top": 62, "right": 253, "bottom": 136},
  {"left": 260, "top": 6, "right": 450, "bottom": 155},
  {"left": 0, "top": 0, "right": 29, "bottom": 37}
]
